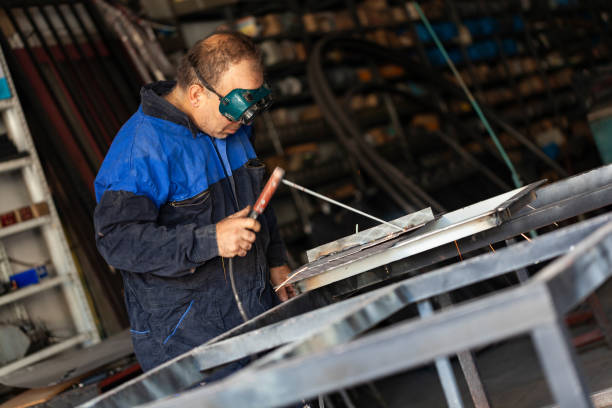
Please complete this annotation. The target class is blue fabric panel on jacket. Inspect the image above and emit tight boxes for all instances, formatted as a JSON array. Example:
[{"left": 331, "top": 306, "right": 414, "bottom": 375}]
[
  {"left": 212, "top": 127, "right": 256, "bottom": 177},
  {"left": 95, "top": 107, "right": 256, "bottom": 207}
]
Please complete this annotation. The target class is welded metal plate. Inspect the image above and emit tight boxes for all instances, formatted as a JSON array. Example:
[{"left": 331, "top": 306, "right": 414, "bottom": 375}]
[
  {"left": 288, "top": 181, "right": 544, "bottom": 291},
  {"left": 306, "top": 208, "right": 434, "bottom": 262}
]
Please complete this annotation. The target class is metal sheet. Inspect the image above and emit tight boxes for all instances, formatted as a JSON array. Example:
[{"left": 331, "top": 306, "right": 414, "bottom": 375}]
[
  {"left": 290, "top": 181, "right": 543, "bottom": 291},
  {"left": 305, "top": 208, "right": 434, "bottom": 262}
]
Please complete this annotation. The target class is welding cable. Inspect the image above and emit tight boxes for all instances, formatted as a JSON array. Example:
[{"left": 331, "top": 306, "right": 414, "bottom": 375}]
[
  {"left": 308, "top": 46, "right": 419, "bottom": 212},
  {"left": 307, "top": 36, "right": 568, "bottom": 194},
  {"left": 308, "top": 38, "right": 443, "bottom": 212},
  {"left": 308, "top": 49, "right": 419, "bottom": 211},
  {"left": 308, "top": 40, "right": 423, "bottom": 210},
  {"left": 342, "top": 82, "right": 511, "bottom": 191},
  {"left": 228, "top": 258, "right": 249, "bottom": 322},
  {"left": 308, "top": 69, "right": 417, "bottom": 210}
]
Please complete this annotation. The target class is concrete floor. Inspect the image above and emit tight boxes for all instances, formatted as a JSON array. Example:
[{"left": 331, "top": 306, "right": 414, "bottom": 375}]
[{"left": 370, "top": 280, "right": 612, "bottom": 408}]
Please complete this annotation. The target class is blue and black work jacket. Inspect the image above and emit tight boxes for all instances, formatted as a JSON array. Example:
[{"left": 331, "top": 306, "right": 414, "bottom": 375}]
[{"left": 93, "top": 81, "right": 287, "bottom": 371}]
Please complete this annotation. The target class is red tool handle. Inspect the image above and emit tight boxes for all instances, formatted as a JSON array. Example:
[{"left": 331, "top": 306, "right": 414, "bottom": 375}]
[{"left": 248, "top": 167, "right": 285, "bottom": 220}]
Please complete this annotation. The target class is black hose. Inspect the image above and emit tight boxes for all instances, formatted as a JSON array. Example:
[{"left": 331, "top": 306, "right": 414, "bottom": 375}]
[
  {"left": 306, "top": 36, "right": 569, "bottom": 196},
  {"left": 342, "top": 82, "right": 511, "bottom": 191},
  {"left": 308, "top": 38, "right": 445, "bottom": 212},
  {"left": 307, "top": 49, "right": 417, "bottom": 211}
]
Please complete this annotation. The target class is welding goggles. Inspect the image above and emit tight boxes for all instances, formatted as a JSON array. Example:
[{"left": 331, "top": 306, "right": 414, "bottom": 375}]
[
  {"left": 191, "top": 61, "right": 272, "bottom": 125},
  {"left": 218, "top": 85, "right": 272, "bottom": 124}
]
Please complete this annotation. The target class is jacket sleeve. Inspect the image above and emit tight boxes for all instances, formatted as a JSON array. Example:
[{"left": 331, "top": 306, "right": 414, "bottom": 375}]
[
  {"left": 263, "top": 206, "right": 288, "bottom": 268},
  {"left": 94, "top": 189, "right": 218, "bottom": 277}
]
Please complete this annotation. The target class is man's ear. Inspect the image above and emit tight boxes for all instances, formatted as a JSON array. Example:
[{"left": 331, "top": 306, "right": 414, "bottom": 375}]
[{"left": 187, "top": 84, "right": 204, "bottom": 107}]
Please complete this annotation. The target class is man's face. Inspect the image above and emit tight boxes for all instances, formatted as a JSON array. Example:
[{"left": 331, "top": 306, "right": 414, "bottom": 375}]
[{"left": 194, "top": 59, "right": 263, "bottom": 139}]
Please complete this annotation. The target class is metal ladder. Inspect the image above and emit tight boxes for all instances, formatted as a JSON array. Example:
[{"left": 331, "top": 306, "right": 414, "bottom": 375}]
[{"left": 0, "top": 44, "right": 98, "bottom": 377}]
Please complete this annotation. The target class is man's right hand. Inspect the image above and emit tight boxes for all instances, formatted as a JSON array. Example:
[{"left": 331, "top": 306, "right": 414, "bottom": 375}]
[{"left": 216, "top": 206, "right": 260, "bottom": 258}]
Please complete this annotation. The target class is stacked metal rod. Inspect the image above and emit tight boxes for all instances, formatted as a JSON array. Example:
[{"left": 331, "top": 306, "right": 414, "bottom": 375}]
[{"left": 0, "top": 2, "right": 142, "bottom": 331}]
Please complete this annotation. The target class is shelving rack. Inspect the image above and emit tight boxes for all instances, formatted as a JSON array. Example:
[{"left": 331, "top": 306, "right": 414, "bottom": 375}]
[{"left": 0, "top": 42, "right": 98, "bottom": 376}]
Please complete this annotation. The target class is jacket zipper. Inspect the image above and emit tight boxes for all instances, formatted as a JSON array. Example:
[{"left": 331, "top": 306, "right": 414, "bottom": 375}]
[{"left": 210, "top": 137, "right": 240, "bottom": 211}]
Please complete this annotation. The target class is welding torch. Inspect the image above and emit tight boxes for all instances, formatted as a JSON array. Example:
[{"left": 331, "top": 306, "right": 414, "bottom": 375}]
[{"left": 230, "top": 167, "right": 285, "bottom": 322}]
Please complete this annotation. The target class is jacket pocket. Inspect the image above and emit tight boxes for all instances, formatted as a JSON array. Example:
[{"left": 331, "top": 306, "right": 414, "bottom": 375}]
[
  {"left": 245, "top": 158, "right": 266, "bottom": 193},
  {"left": 170, "top": 189, "right": 210, "bottom": 207},
  {"left": 160, "top": 298, "right": 224, "bottom": 357}
]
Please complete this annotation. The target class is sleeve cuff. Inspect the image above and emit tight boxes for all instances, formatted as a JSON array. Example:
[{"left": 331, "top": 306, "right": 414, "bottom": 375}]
[
  {"left": 192, "top": 224, "right": 219, "bottom": 263},
  {"left": 267, "top": 242, "right": 288, "bottom": 268}
]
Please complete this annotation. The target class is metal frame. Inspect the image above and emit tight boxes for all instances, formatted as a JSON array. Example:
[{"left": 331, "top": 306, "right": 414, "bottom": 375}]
[
  {"left": 137, "top": 217, "right": 612, "bottom": 408},
  {"left": 82, "top": 207, "right": 612, "bottom": 407},
  {"left": 80, "top": 165, "right": 612, "bottom": 408}
]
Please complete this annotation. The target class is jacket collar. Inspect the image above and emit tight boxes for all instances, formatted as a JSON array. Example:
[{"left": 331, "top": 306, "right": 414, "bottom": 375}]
[{"left": 141, "top": 81, "right": 200, "bottom": 137}]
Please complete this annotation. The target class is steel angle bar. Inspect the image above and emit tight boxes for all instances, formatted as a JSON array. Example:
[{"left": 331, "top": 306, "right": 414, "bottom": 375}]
[
  {"left": 535, "top": 221, "right": 612, "bottom": 315},
  {"left": 140, "top": 283, "right": 552, "bottom": 408},
  {"left": 418, "top": 300, "right": 464, "bottom": 408},
  {"left": 290, "top": 180, "right": 543, "bottom": 291},
  {"left": 139, "top": 221, "right": 612, "bottom": 408},
  {"left": 84, "top": 213, "right": 612, "bottom": 407},
  {"left": 334, "top": 165, "right": 612, "bottom": 295},
  {"left": 80, "top": 291, "right": 385, "bottom": 408},
  {"left": 532, "top": 321, "right": 593, "bottom": 408}
]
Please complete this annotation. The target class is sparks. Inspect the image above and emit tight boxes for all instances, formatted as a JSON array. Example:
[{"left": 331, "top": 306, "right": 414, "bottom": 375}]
[{"left": 454, "top": 240, "right": 463, "bottom": 261}]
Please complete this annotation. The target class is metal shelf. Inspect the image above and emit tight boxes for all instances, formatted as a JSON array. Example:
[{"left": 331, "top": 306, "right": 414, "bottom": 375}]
[
  {"left": 0, "top": 156, "right": 31, "bottom": 174},
  {"left": 0, "top": 215, "right": 52, "bottom": 239},
  {"left": 0, "top": 333, "right": 90, "bottom": 377},
  {"left": 0, "top": 97, "right": 15, "bottom": 111},
  {"left": 0, "top": 276, "right": 68, "bottom": 307},
  {"left": 0, "top": 32, "right": 98, "bottom": 379}
]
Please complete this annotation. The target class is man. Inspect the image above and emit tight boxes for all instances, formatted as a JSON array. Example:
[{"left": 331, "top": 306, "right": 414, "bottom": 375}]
[{"left": 93, "top": 32, "right": 295, "bottom": 371}]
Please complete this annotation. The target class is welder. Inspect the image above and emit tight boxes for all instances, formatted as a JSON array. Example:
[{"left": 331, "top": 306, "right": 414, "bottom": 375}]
[{"left": 93, "top": 31, "right": 296, "bottom": 371}]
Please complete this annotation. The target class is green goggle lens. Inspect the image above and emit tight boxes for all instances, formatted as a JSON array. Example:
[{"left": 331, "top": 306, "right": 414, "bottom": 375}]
[{"left": 219, "top": 85, "right": 272, "bottom": 125}]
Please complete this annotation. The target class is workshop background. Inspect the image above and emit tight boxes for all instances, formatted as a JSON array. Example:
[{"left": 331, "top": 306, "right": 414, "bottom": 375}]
[{"left": 0, "top": 0, "right": 611, "bottom": 407}]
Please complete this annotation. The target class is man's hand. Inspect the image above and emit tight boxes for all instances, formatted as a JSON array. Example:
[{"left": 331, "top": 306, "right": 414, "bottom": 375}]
[
  {"left": 216, "top": 206, "right": 260, "bottom": 258},
  {"left": 270, "top": 264, "right": 297, "bottom": 302}
]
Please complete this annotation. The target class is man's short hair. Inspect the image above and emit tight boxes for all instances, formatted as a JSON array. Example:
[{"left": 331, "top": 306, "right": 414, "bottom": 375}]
[{"left": 177, "top": 31, "right": 263, "bottom": 90}]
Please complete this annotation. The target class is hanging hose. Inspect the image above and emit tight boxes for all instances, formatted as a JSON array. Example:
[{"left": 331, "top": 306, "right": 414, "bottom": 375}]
[
  {"left": 342, "top": 82, "right": 511, "bottom": 191},
  {"left": 412, "top": 1, "right": 522, "bottom": 188},
  {"left": 306, "top": 36, "right": 568, "bottom": 208},
  {"left": 307, "top": 38, "right": 443, "bottom": 213}
]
